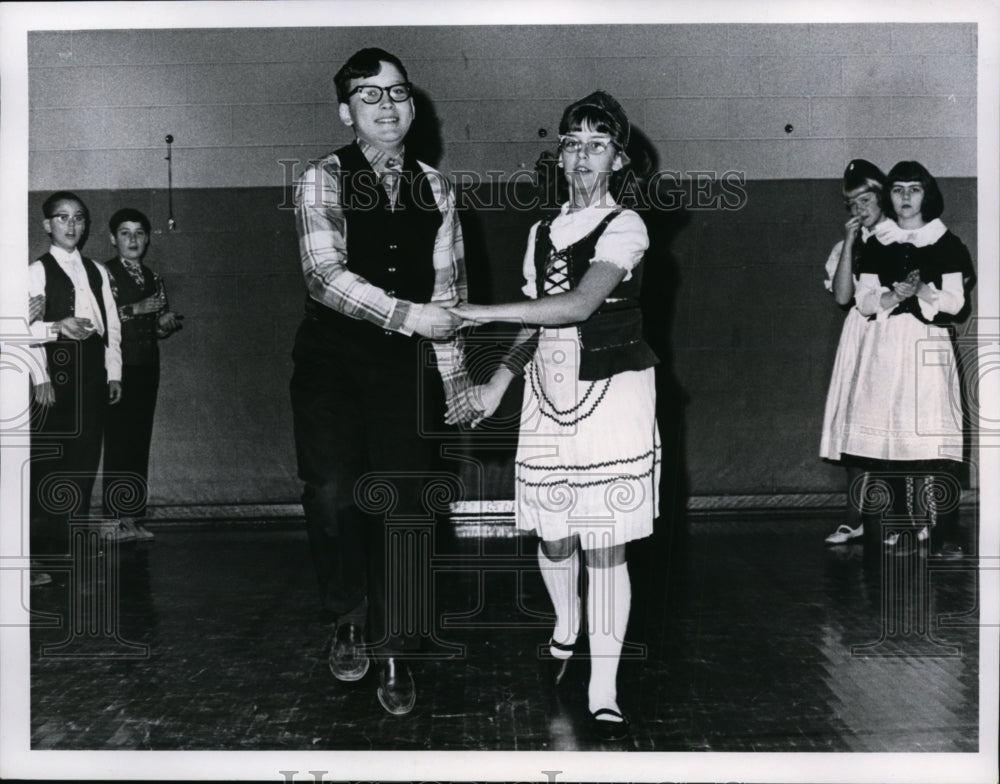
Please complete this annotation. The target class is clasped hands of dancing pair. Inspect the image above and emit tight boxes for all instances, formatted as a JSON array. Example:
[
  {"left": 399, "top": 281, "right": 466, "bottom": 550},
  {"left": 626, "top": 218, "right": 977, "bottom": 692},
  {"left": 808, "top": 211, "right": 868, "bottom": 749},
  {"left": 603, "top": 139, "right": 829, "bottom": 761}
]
[{"left": 409, "top": 303, "right": 527, "bottom": 430}]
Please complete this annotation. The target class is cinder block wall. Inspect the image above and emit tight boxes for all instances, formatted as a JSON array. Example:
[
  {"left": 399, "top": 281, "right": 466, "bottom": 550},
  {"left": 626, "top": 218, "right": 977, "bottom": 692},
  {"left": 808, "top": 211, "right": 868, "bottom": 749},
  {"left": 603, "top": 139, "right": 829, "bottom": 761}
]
[{"left": 24, "top": 24, "right": 979, "bottom": 505}]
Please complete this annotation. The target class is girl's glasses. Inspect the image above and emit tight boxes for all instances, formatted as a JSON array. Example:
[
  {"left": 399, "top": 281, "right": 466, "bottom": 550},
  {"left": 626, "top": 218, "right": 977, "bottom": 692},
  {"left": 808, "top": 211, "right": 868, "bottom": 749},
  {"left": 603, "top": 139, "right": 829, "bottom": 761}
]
[
  {"left": 347, "top": 83, "right": 412, "bottom": 104},
  {"left": 558, "top": 137, "right": 613, "bottom": 155}
]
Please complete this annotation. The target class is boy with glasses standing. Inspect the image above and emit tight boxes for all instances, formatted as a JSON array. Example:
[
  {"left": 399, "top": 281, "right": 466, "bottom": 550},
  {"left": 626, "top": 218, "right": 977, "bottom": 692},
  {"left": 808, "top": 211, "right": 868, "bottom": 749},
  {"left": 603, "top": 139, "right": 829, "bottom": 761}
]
[
  {"left": 290, "top": 48, "right": 471, "bottom": 716},
  {"left": 28, "top": 191, "right": 122, "bottom": 556}
]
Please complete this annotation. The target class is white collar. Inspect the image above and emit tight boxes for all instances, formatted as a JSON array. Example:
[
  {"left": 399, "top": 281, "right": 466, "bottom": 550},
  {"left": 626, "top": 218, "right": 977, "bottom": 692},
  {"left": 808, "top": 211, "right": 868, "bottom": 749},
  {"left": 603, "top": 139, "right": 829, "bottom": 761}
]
[
  {"left": 867, "top": 217, "right": 948, "bottom": 248},
  {"left": 49, "top": 245, "right": 82, "bottom": 264},
  {"left": 560, "top": 196, "right": 620, "bottom": 217},
  {"left": 861, "top": 218, "right": 897, "bottom": 242},
  {"left": 895, "top": 218, "right": 948, "bottom": 247}
]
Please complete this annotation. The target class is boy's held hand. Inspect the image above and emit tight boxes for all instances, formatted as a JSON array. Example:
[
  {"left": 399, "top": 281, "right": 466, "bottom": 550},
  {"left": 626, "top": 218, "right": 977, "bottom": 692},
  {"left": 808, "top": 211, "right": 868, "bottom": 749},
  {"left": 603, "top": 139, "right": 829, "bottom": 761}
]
[
  {"left": 58, "top": 316, "right": 95, "bottom": 339},
  {"left": 413, "top": 303, "right": 462, "bottom": 340},
  {"left": 108, "top": 380, "right": 123, "bottom": 405},
  {"left": 444, "top": 382, "right": 505, "bottom": 428}
]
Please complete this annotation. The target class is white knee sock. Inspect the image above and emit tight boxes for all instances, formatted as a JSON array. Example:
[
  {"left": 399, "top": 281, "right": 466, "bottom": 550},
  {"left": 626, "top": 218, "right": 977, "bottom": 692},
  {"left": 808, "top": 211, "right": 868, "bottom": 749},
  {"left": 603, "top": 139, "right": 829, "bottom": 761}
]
[
  {"left": 587, "top": 561, "right": 630, "bottom": 717},
  {"left": 538, "top": 544, "right": 580, "bottom": 658}
]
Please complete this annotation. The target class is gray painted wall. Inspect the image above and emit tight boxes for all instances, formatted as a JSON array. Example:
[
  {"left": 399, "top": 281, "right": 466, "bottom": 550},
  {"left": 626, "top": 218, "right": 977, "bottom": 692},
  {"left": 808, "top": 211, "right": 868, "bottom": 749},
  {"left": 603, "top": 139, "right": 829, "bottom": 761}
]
[{"left": 22, "top": 24, "right": 980, "bottom": 507}]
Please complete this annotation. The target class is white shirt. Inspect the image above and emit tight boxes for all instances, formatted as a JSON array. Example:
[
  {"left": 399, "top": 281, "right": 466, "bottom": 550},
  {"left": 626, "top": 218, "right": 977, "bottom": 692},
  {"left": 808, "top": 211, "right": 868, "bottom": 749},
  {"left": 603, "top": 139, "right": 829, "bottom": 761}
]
[
  {"left": 521, "top": 199, "right": 649, "bottom": 299},
  {"left": 28, "top": 245, "right": 123, "bottom": 383}
]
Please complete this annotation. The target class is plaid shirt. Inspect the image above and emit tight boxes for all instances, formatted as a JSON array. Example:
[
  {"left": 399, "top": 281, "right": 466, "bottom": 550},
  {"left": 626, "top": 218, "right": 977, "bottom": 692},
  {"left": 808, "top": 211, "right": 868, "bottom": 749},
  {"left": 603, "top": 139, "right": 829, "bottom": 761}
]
[{"left": 294, "top": 140, "right": 468, "bottom": 398}]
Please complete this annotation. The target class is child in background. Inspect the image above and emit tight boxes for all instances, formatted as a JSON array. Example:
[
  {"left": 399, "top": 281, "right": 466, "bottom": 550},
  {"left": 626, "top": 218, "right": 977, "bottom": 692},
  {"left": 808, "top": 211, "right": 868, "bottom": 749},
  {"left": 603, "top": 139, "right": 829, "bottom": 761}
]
[
  {"left": 28, "top": 191, "right": 122, "bottom": 554},
  {"left": 820, "top": 160, "right": 898, "bottom": 547},
  {"left": 102, "top": 208, "right": 183, "bottom": 541}
]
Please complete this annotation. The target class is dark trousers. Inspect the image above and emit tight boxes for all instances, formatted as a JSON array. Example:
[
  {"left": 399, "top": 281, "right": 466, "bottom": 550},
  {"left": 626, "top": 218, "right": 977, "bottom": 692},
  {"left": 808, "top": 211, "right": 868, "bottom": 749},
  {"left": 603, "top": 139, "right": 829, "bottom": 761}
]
[
  {"left": 30, "top": 335, "right": 107, "bottom": 555},
  {"left": 103, "top": 363, "right": 160, "bottom": 519},
  {"left": 290, "top": 317, "right": 445, "bottom": 655}
]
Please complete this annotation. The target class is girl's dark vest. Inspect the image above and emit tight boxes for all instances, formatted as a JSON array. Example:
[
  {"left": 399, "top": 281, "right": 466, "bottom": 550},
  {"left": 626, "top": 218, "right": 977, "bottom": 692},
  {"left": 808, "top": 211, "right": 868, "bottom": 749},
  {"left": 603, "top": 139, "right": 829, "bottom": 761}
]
[
  {"left": 105, "top": 258, "right": 160, "bottom": 366},
  {"left": 533, "top": 210, "right": 659, "bottom": 381},
  {"left": 859, "top": 230, "right": 975, "bottom": 325},
  {"left": 303, "top": 141, "right": 442, "bottom": 350},
  {"left": 38, "top": 252, "right": 109, "bottom": 346}
]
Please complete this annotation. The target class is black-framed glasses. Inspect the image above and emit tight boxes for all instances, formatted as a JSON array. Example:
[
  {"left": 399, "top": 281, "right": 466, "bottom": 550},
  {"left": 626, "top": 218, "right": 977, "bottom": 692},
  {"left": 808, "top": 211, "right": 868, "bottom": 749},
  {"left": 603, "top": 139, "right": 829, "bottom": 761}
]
[{"left": 347, "top": 82, "right": 412, "bottom": 104}]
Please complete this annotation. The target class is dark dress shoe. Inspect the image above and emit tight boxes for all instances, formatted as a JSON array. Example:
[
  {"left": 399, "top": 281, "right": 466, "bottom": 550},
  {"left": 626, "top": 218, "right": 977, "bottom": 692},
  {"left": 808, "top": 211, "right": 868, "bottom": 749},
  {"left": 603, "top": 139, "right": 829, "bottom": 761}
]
[
  {"left": 328, "top": 622, "right": 369, "bottom": 682},
  {"left": 377, "top": 657, "right": 416, "bottom": 715},
  {"left": 589, "top": 707, "right": 630, "bottom": 742}
]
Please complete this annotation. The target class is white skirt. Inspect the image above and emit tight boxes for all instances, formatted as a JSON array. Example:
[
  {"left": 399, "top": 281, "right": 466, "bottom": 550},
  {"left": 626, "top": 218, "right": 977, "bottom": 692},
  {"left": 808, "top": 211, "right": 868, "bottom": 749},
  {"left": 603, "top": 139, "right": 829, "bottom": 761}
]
[
  {"left": 819, "top": 308, "right": 870, "bottom": 461},
  {"left": 839, "top": 312, "right": 964, "bottom": 463},
  {"left": 514, "top": 327, "right": 660, "bottom": 549}
]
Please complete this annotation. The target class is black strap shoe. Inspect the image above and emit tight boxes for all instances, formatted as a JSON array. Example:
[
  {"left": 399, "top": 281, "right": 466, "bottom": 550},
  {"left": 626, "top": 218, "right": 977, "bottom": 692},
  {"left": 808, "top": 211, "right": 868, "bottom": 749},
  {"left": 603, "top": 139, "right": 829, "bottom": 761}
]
[
  {"left": 377, "top": 657, "right": 416, "bottom": 715},
  {"left": 328, "top": 622, "right": 369, "bottom": 682},
  {"left": 590, "top": 707, "right": 631, "bottom": 742}
]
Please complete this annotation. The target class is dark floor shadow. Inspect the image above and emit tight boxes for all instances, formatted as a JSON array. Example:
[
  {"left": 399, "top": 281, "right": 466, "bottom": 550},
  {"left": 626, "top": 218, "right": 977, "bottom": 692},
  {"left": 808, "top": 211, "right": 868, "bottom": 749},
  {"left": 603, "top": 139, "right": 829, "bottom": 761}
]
[{"left": 630, "top": 126, "right": 692, "bottom": 579}]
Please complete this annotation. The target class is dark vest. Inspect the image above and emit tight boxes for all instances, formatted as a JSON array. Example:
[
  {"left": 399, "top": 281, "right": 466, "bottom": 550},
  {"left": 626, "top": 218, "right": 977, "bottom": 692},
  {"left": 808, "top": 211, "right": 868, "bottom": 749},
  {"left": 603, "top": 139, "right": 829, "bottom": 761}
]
[
  {"left": 106, "top": 257, "right": 160, "bottom": 366},
  {"left": 859, "top": 230, "right": 975, "bottom": 325},
  {"left": 303, "top": 141, "right": 442, "bottom": 349},
  {"left": 533, "top": 210, "right": 659, "bottom": 381},
  {"left": 38, "top": 252, "right": 109, "bottom": 346}
]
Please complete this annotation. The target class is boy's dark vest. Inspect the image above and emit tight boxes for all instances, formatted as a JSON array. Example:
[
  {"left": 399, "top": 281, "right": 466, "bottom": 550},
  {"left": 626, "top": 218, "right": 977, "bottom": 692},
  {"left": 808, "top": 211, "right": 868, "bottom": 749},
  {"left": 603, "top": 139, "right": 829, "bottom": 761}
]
[
  {"left": 105, "top": 257, "right": 160, "bottom": 366},
  {"left": 533, "top": 210, "right": 659, "bottom": 381},
  {"left": 38, "top": 252, "right": 109, "bottom": 346},
  {"left": 303, "top": 141, "right": 442, "bottom": 350}
]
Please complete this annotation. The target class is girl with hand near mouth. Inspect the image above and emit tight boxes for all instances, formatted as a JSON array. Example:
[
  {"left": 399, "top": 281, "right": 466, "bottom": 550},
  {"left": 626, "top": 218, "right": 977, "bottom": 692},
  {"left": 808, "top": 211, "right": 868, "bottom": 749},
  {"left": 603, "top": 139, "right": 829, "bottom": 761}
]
[
  {"left": 447, "top": 91, "right": 660, "bottom": 741},
  {"left": 820, "top": 159, "right": 897, "bottom": 549}
]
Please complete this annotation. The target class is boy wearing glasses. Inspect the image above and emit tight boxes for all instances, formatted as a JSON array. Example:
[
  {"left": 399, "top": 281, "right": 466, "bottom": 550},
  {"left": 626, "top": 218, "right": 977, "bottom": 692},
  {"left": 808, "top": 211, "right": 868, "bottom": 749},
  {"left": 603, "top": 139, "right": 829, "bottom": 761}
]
[
  {"left": 290, "top": 48, "right": 470, "bottom": 716},
  {"left": 28, "top": 191, "right": 122, "bottom": 556}
]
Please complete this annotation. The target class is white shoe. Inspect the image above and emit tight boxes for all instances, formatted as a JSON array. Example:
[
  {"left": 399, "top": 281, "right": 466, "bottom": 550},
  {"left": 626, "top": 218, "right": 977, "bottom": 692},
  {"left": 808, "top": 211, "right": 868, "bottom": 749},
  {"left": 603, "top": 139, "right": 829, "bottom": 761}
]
[
  {"left": 885, "top": 527, "right": 929, "bottom": 547},
  {"left": 825, "top": 523, "right": 863, "bottom": 545}
]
